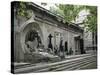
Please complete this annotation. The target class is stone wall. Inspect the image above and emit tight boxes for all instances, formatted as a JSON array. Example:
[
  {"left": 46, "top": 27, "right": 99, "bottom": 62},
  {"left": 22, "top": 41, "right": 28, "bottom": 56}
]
[
  {"left": 36, "top": 19, "right": 82, "bottom": 54},
  {"left": 13, "top": 4, "right": 84, "bottom": 62}
]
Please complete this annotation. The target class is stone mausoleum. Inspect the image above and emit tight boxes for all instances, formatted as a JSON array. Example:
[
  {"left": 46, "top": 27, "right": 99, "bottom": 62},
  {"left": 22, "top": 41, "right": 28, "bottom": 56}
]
[{"left": 12, "top": 2, "right": 85, "bottom": 62}]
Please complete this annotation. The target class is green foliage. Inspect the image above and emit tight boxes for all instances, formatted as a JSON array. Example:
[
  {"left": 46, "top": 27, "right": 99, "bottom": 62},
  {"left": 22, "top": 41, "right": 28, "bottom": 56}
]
[
  {"left": 49, "top": 4, "right": 97, "bottom": 32},
  {"left": 84, "top": 6, "right": 97, "bottom": 32},
  {"left": 17, "top": 2, "right": 26, "bottom": 17},
  {"left": 17, "top": 2, "right": 31, "bottom": 19},
  {"left": 16, "top": 2, "right": 97, "bottom": 32},
  {"left": 57, "top": 4, "right": 85, "bottom": 22},
  {"left": 50, "top": 6, "right": 64, "bottom": 17}
]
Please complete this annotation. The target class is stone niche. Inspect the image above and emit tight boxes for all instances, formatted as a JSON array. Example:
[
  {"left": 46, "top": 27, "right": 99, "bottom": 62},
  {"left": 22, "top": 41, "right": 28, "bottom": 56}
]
[
  {"left": 21, "top": 22, "right": 43, "bottom": 51},
  {"left": 15, "top": 21, "right": 43, "bottom": 62}
]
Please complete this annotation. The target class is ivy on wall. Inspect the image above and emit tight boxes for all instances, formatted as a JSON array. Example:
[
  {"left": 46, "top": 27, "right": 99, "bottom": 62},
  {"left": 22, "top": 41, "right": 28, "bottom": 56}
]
[{"left": 17, "top": 2, "right": 32, "bottom": 19}]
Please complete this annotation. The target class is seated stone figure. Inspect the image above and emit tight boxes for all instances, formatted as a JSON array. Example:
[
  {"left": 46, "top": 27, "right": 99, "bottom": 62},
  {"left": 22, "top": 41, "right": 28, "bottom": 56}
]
[
  {"left": 24, "top": 37, "right": 38, "bottom": 63},
  {"left": 26, "top": 37, "right": 38, "bottom": 52},
  {"left": 24, "top": 42, "right": 31, "bottom": 54}
]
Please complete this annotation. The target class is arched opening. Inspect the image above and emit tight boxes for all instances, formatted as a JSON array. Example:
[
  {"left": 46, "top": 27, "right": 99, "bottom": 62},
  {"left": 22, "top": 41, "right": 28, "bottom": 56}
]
[
  {"left": 20, "top": 22, "right": 43, "bottom": 53},
  {"left": 25, "top": 29, "right": 42, "bottom": 52},
  {"left": 25, "top": 30, "right": 38, "bottom": 42}
]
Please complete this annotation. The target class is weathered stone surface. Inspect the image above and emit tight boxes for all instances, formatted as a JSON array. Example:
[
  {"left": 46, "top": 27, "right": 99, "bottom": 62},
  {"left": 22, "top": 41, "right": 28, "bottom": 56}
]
[{"left": 13, "top": 2, "right": 84, "bottom": 62}]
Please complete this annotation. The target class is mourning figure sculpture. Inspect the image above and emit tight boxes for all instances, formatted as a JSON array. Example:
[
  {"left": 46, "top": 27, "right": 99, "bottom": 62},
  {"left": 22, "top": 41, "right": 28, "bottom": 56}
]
[{"left": 25, "top": 30, "right": 39, "bottom": 53}]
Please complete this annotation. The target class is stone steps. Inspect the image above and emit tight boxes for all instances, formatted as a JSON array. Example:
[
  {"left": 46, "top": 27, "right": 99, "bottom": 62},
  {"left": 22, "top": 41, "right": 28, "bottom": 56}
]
[
  {"left": 35, "top": 56, "right": 96, "bottom": 72},
  {"left": 14, "top": 54, "right": 96, "bottom": 73},
  {"left": 65, "top": 54, "right": 92, "bottom": 59},
  {"left": 53, "top": 57, "right": 96, "bottom": 71},
  {"left": 14, "top": 54, "right": 90, "bottom": 69}
]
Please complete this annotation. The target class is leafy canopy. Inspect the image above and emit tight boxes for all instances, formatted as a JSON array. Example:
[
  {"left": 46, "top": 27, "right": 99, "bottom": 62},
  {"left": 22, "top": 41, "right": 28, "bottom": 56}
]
[{"left": 50, "top": 4, "right": 97, "bottom": 32}]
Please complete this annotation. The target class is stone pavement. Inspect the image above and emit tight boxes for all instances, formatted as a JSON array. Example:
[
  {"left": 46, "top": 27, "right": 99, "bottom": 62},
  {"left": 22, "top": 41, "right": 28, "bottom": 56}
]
[
  {"left": 14, "top": 54, "right": 92, "bottom": 68},
  {"left": 14, "top": 53, "right": 97, "bottom": 73}
]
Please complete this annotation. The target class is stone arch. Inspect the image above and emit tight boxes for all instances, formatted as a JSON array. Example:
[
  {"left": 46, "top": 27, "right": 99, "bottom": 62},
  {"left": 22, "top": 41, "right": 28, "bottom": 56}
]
[
  {"left": 20, "top": 22, "right": 43, "bottom": 53},
  {"left": 25, "top": 29, "right": 38, "bottom": 42}
]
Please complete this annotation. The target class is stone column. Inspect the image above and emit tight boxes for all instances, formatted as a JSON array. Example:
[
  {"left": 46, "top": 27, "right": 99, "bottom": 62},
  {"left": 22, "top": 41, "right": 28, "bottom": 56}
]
[{"left": 14, "top": 31, "right": 24, "bottom": 62}]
